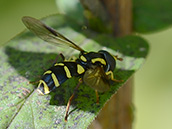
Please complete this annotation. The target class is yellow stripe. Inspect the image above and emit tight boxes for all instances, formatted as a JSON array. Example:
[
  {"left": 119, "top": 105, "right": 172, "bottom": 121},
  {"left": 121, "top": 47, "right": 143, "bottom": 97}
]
[
  {"left": 64, "top": 66, "right": 72, "bottom": 78},
  {"left": 77, "top": 64, "right": 85, "bottom": 74},
  {"left": 43, "top": 70, "right": 52, "bottom": 75},
  {"left": 51, "top": 73, "right": 60, "bottom": 87},
  {"left": 54, "top": 63, "right": 64, "bottom": 66},
  {"left": 91, "top": 58, "right": 106, "bottom": 65},
  {"left": 37, "top": 80, "right": 50, "bottom": 94},
  {"left": 80, "top": 55, "right": 87, "bottom": 62}
]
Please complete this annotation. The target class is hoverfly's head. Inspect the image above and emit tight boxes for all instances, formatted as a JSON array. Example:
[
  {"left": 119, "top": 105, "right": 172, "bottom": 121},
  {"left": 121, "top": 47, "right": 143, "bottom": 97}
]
[
  {"left": 37, "top": 80, "right": 50, "bottom": 95},
  {"left": 98, "top": 50, "right": 123, "bottom": 72}
]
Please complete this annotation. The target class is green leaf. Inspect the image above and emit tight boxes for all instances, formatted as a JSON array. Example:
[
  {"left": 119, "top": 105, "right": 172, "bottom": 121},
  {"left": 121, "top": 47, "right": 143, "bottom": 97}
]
[
  {"left": 0, "top": 14, "right": 149, "bottom": 128},
  {"left": 133, "top": 0, "right": 172, "bottom": 33}
]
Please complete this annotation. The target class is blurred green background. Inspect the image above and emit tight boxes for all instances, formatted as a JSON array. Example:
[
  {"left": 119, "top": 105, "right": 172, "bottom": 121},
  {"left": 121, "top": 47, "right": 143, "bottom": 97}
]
[{"left": 0, "top": 0, "right": 172, "bottom": 129}]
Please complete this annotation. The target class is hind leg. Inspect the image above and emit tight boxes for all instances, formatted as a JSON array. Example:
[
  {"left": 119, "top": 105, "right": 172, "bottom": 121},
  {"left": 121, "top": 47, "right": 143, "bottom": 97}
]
[
  {"left": 65, "top": 78, "right": 83, "bottom": 121},
  {"left": 95, "top": 90, "right": 99, "bottom": 104}
]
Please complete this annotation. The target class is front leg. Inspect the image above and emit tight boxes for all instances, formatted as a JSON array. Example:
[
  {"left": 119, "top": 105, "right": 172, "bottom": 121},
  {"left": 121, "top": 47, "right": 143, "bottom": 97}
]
[{"left": 105, "top": 71, "right": 123, "bottom": 82}]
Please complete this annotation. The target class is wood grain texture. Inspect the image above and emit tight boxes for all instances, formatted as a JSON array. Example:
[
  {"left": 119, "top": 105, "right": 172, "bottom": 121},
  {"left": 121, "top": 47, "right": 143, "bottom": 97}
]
[{"left": 101, "top": 0, "right": 132, "bottom": 36}]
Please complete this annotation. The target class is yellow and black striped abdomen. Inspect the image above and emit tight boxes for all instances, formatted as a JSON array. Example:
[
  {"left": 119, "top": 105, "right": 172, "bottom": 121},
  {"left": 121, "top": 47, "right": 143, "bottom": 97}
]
[{"left": 37, "top": 62, "right": 85, "bottom": 95}]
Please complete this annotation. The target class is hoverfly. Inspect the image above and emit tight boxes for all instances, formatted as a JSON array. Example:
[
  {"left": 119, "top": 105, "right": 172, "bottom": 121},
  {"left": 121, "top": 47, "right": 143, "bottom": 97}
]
[{"left": 22, "top": 16, "right": 123, "bottom": 121}]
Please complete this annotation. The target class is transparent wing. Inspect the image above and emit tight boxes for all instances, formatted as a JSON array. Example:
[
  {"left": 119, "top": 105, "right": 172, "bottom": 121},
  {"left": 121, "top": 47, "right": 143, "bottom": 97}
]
[
  {"left": 22, "top": 16, "right": 84, "bottom": 52},
  {"left": 83, "top": 66, "right": 110, "bottom": 92}
]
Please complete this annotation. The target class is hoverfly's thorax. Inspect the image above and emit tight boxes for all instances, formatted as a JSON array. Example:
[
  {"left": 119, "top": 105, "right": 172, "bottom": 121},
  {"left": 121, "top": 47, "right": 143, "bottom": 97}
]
[
  {"left": 79, "top": 52, "right": 106, "bottom": 68},
  {"left": 79, "top": 51, "right": 115, "bottom": 72}
]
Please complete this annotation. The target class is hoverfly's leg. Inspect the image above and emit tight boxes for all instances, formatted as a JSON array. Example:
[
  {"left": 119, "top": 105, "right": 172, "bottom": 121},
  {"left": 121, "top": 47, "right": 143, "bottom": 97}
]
[
  {"left": 28, "top": 74, "right": 41, "bottom": 88},
  {"left": 53, "top": 53, "right": 65, "bottom": 64},
  {"left": 106, "top": 71, "right": 123, "bottom": 82},
  {"left": 65, "top": 78, "right": 83, "bottom": 121},
  {"left": 65, "top": 93, "right": 75, "bottom": 121},
  {"left": 113, "top": 55, "right": 123, "bottom": 61},
  {"left": 95, "top": 90, "right": 99, "bottom": 104},
  {"left": 29, "top": 80, "right": 40, "bottom": 84},
  {"left": 59, "top": 53, "right": 65, "bottom": 61}
]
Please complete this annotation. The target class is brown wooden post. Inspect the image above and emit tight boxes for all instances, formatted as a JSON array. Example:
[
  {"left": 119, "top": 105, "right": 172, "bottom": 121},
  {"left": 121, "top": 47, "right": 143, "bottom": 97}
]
[
  {"left": 80, "top": 0, "right": 133, "bottom": 128},
  {"left": 101, "top": 0, "right": 132, "bottom": 36}
]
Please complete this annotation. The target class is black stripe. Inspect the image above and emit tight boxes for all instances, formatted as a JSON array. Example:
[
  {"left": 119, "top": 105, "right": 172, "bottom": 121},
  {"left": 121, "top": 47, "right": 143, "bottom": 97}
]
[{"left": 63, "top": 62, "right": 78, "bottom": 76}]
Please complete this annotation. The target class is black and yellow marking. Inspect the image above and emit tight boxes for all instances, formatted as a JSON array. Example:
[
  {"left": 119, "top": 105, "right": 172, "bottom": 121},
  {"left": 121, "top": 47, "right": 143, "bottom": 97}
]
[
  {"left": 91, "top": 58, "right": 106, "bottom": 65},
  {"left": 77, "top": 64, "right": 85, "bottom": 74},
  {"left": 80, "top": 55, "right": 87, "bottom": 62},
  {"left": 37, "top": 62, "right": 85, "bottom": 95},
  {"left": 51, "top": 73, "right": 60, "bottom": 87},
  {"left": 43, "top": 70, "right": 52, "bottom": 75},
  {"left": 54, "top": 63, "right": 64, "bottom": 66},
  {"left": 37, "top": 80, "right": 50, "bottom": 94},
  {"left": 64, "top": 66, "right": 72, "bottom": 78}
]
